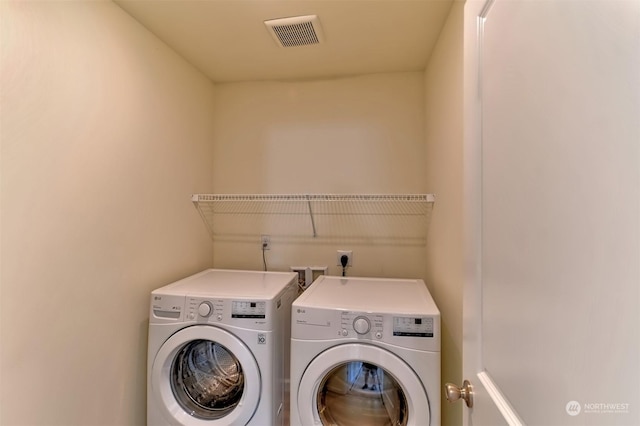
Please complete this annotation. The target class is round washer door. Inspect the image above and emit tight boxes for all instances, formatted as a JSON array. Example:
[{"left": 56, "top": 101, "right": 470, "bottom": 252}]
[
  {"left": 297, "top": 344, "right": 430, "bottom": 426},
  {"left": 151, "top": 325, "right": 261, "bottom": 426}
]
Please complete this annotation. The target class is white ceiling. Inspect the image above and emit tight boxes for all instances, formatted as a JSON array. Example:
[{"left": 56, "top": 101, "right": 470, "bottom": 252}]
[{"left": 114, "top": 0, "right": 454, "bottom": 83}]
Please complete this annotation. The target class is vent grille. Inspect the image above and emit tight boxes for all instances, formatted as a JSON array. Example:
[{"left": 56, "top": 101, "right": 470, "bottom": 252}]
[{"left": 265, "top": 15, "right": 324, "bottom": 48}]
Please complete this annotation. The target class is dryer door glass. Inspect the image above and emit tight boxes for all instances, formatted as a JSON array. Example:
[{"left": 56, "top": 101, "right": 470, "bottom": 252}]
[
  {"left": 316, "top": 361, "right": 408, "bottom": 426},
  {"left": 171, "top": 339, "right": 244, "bottom": 420}
]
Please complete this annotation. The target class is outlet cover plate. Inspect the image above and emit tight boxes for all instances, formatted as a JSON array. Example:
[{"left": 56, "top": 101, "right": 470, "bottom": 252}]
[
  {"left": 261, "top": 235, "right": 271, "bottom": 250},
  {"left": 336, "top": 250, "right": 352, "bottom": 266}
]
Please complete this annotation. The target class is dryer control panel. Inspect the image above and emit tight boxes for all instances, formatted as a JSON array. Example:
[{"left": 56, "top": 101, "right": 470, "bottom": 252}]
[
  {"left": 340, "top": 312, "right": 383, "bottom": 338},
  {"left": 338, "top": 312, "right": 434, "bottom": 338},
  {"left": 292, "top": 307, "right": 440, "bottom": 351}
]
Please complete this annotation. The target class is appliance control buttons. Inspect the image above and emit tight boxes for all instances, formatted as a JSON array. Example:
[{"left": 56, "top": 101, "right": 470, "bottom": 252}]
[
  {"left": 341, "top": 329, "right": 349, "bottom": 336},
  {"left": 353, "top": 317, "right": 371, "bottom": 335},
  {"left": 198, "top": 302, "right": 212, "bottom": 317},
  {"left": 341, "top": 312, "right": 383, "bottom": 337},
  {"left": 217, "top": 314, "right": 223, "bottom": 321}
]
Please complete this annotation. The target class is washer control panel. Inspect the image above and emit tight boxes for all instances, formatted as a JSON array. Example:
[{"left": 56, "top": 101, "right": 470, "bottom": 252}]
[
  {"left": 393, "top": 316, "right": 434, "bottom": 337},
  {"left": 187, "top": 298, "right": 225, "bottom": 321},
  {"left": 231, "top": 301, "right": 266, "bottom": 319},
  {"left": 185, "top": 298, "right": 270, "bottom": 327},
  {"left": 340, "top": 312, "right": 384, "bottom": 339}
]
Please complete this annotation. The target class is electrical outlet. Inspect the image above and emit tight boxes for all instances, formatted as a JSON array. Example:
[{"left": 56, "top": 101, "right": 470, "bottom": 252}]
[
  {"left": 261, "top": 235, "right": 271, "bottom": 250},
  {"left": 336, "top": 250, "right": 353, "bottom": 267}
]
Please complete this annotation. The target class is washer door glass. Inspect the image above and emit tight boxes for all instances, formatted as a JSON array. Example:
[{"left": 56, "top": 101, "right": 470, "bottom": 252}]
[
  {"left": 171, "top": 339, "right": 244, "bottom": 420},
  {"left": 317, "top": 361, "right": 408, "bottom": 426}
]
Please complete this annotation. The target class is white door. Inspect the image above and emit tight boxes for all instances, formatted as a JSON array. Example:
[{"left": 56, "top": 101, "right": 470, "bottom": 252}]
[
  {"left": 457, "top": 0, "right": 640, "bottom": 424},
  {"left": 150, "top": 325, "right": 262, "bottom": 426}
]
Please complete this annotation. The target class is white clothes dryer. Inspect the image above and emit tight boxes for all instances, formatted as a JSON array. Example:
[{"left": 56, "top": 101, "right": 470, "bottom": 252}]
[
  {"left": 290, "top": 276, "right": 441, "bottom": 426},
  {"left": 147, "top": 269, "right": 297, "bottom": 426}
]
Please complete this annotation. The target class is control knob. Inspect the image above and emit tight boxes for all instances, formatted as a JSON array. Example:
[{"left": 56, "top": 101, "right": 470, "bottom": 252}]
[
  {"left": 198, "top": 302, "right": 212, "bottom": 317},
  {"left": 353, "top": 317, "right": 371, "bottom": 335}
]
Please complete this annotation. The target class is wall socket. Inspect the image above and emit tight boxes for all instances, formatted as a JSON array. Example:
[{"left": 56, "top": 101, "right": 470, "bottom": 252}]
[
  {"left": 261, "top": 234, "right": 271, "bottom": 250},
  {"left": 336, "top": 250, "right": 353, "bottom": 266}
]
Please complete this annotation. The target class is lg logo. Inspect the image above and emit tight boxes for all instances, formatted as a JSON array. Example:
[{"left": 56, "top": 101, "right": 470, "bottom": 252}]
[{"left": 565, "top": 401, "right": 581, "bottom": 416}]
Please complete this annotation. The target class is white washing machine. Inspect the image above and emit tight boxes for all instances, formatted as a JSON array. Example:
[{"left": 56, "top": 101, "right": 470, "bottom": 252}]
[
  {"left": 290, "top": 276, "right": 441, "bottom": 426},
  {"left": 147, "top": 269, "right": 297, "bottom": 426}
]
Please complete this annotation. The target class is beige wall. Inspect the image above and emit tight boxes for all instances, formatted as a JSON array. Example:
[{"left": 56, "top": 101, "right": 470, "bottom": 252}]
[
  {"left": 210, "top": 74, "right": 430, "bottom": 279},
  {"left": 424, "top": 2, "right": 464, "bottom": 425},
  {"left": 212, "top": 74, "right": 426, "bottom": 194},
  {"left": 1, "top": 1, "right": 465, "bottom": 424},
  {"left": 0, "top": 2, "right": 214, "bottom": 424}
]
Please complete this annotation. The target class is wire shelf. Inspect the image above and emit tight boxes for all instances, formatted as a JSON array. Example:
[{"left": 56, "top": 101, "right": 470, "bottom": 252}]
[{"left": 191, "top": 193, "right": 435, "bottom": 246}]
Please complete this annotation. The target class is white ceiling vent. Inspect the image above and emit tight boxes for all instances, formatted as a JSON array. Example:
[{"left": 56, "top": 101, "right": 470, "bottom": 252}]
[{"left": 264, "top": 15, "right": 324, "bottom": 48}]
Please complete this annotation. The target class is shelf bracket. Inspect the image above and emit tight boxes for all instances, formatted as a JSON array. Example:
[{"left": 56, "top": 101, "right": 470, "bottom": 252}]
[{"left": 306, "top": 194, "right": 318, "bottom": 238}]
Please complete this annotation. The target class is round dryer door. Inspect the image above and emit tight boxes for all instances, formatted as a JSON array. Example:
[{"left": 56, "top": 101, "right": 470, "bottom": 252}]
[
  {"left": 151, "top": 325, "right": 260, "bottom": 425},
  {"left": 297, "top": 344, "right": 431, "bottom": 426}
]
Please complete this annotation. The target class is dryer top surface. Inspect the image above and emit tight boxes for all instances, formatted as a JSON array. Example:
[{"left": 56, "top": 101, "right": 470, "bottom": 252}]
[
  {"left": 293, "top": 275, "right": 440, "bottom": 315},
  {"left": 152, "top": 269, "right": 296, "bottom": 299}
]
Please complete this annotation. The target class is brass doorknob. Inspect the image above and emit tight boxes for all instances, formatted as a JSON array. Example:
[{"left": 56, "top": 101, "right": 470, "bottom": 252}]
[{"left": 445, "top": 380, "right": 473, "bottom": 408}]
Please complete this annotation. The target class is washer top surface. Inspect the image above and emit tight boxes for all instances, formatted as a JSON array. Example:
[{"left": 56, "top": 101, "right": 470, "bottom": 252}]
[
  {"left": 153, "top": 269, "right": 296, "bottom": 299},
  {"left": 293, "top": 275, "right": 439, "bottom": 315}
]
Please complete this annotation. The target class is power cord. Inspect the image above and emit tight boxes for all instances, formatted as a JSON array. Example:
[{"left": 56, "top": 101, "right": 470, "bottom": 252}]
[
  {"left": 340, "top": 254, "right": 349, "bottom": 277},
  {"left": 262, "top": 242, "right": 268, "bottom": 271}
]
